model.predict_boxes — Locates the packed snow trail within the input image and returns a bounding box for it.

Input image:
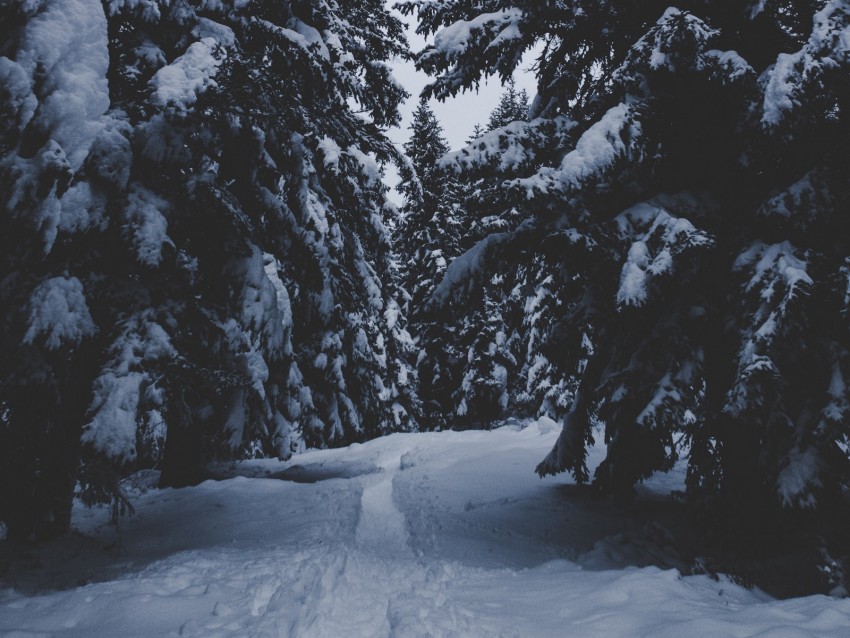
[2,422,850,637]
[354,450,410,557]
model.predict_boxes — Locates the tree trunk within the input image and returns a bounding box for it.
[159,387,206,488]
[2,345,94,541]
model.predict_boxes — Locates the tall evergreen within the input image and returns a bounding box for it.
[395,100,462,429]
[0,0,415,539]
[403,0,850,574]
[0,0,113,539]
[487,77,529,131]
[397,88,533,430]
[437,78,533,428]
[397,99,463,316]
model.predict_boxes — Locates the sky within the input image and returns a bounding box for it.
[383,5,538,203]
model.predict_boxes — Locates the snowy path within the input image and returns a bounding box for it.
[354,451,410,557]
[2,423,850,637]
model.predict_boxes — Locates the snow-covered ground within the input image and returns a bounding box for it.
[2,421,850,637]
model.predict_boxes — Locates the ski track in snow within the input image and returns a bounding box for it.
[2,424,850,637]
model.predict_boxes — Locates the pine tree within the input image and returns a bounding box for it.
[402,0,850,577]
[397,99,464,315]
[395,100,463,428]
[405,79,534,430]
[487,77,529,131]
[467,123,485,144]
[1,0,416,537]
[0,0,113,540]
[434,77,535,428]
[95,0,418,476]
[398,89,533,430]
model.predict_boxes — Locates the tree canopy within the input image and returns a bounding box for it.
[400,0,850,551]
[0,0,416,540]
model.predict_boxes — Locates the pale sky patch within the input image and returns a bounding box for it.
[385,5,538,203]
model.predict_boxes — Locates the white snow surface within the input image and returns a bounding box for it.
[430,9,524,61]
[15,0,111,172]
[614,201,713,307]
[150,38,224,110]
[22,276,97,350]
[2,423,849,636]
[760,0,850,127]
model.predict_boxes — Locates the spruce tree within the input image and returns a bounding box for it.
[399,90,531,430]
[0,0,113,540]
[395,99,463,428]
[397,99,463,316]
[404,78,535,430]
[1,0,416,537]
[96,0,418,479]
[468,124,485,143]
[487,77,529,131]
[403,0,850,577]
[436,78,534,428]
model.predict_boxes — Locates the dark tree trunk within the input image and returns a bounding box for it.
[1,345,95,541]
[159,387,206,488]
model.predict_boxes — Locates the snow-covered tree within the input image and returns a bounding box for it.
[98,0,418,476]
[393,100,465,428]
[0,0,113,540]
[1,0,416,538]
[486,77,529,131]
[430,78,537,427]
[397,99,464,316]
[404,77,535,430]
[403,0,850,565]
[451,285,521,427]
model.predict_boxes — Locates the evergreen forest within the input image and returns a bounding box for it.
[3,0,850,603]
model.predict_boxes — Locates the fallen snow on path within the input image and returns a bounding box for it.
[2,422,850,637]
